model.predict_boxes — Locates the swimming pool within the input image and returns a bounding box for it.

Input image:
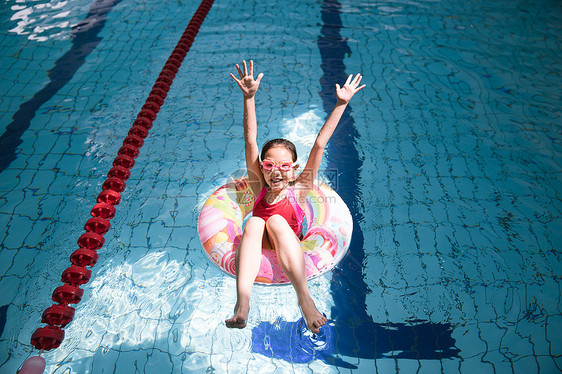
[1,0,561,372]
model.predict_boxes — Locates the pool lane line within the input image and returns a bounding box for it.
[25,0,215,357]
[0,0,123,173]
[317,0,459,361]
[317,0,368,320]
[317,0,374,358]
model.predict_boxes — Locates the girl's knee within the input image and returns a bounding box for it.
[243,216,265,236]
[265,215,296,242]
[265,214,289,231]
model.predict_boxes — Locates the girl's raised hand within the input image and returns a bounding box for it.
[230,60,264,98]
[335,73,366,104]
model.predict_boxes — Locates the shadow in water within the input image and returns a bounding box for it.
[251,317,459,368]
[0,305,7,338]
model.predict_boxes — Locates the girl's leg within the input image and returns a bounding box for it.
[225,216,265,328]
[265,215,327,333]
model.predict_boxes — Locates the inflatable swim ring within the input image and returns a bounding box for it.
[197,177,352,284]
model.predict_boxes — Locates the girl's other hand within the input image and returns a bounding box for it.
[230,60,264,98]
[336,73,366,104]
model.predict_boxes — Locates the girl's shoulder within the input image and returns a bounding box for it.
[291,181,310,195]
[254,185,267,203]
[289,184,307,210]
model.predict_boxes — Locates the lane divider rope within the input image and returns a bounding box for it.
[23,0,215,362]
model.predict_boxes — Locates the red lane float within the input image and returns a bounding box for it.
[133,117,153,130]
[123,135,144,149]
[97,190,121,205]
[150,88,168,99]
[103,177,126,192]
[70,248,99,267]
[128,126,148,140]
[108,165,131,180]
[77,232,105,249]
[118,144,140,158]
[41,305,75,327]
[52,284,83,305]
[155,75,173,88]
[84,217,111,235]
[90,202,116,219]
[153,81,170,93]
[30,326,65,350]
[138,109,157,121]
[61,265,92,286]
[27,0,216,367]
[146,95,164,106]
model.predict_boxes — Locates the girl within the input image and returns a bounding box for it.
[226,60,365,333]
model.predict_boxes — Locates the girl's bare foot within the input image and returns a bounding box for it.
[299,299,327,334]
[225,301,249,329]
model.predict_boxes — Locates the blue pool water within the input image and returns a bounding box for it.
[1,0,561,373]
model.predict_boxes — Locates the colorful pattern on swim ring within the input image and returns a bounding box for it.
[197,177,353,284]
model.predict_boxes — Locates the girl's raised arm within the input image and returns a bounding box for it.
[295,74,365,198]
[230,60,265,196]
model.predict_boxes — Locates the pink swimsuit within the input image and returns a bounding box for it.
[253,187,305,237]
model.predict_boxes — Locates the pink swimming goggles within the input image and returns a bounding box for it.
[260,160,295,171]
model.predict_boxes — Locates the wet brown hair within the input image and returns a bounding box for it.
[260,138,297,162]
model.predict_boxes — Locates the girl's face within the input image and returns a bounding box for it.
[261,146,297,192]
